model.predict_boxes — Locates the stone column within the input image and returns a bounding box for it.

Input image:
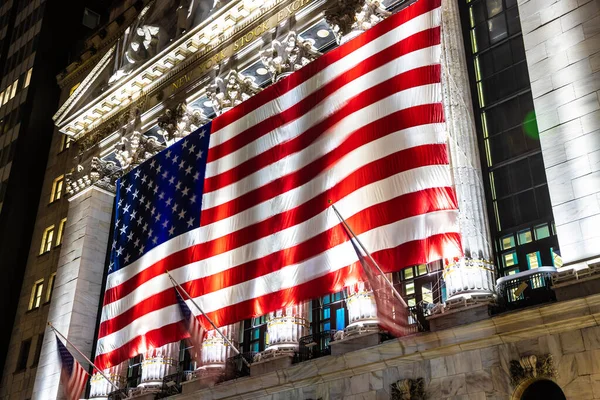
[262,302,309,356]
[89,362,127,399]
[31,185,115,400]
[440,0,496,301]
[139,342,179,388]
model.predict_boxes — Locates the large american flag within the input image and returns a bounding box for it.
[56,336,89,400]
[95,0,462,370]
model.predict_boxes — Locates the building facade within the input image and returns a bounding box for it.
[1,0,599,399]
[0,0,109,386]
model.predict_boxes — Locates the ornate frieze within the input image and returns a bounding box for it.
[260,31,321,83]
[206,69,261,115]
[157,101,208,144]
[324,0,389,43]
[66,157,121,197]
[114,129,165,172]
[509,354,556,387]
[391,378,426,400]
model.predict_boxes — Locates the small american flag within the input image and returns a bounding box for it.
[174,288,206,359]
[56,336,89,400]
[95,0,462,370]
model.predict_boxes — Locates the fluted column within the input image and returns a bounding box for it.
[138,342,179,388]
[345,282,379,337]
[261,302,309,357]
[440,0,496,301]
[89,362,127,399]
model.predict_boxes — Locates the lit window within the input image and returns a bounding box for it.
[421,283,433,304]
[527,251,541,269]
[10,79,18,99]
[46,273,56,302]
[534,224,550,240]
[405,282,415,296]
[502,252,517,268]
[40,225,55,254]
[551,248,563,268]
[416,264,428,276]
[59,135,72,152]
[403,268,414,280]
[0,91,4,105]
[518,229,532,245]
[407,298,416,307]
[500,234,515,250]
[50,175,64,203]
[506,268,519,276]
[29,279,44,310]
[24,68,32,88]
[2,84,11,105]
[56,218,67,246]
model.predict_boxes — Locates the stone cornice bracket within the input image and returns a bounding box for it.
[206,69,261,115]
[391,378,426,400]
[156,101,208,145]
[324,0,390,43]
[115,129,165,173]
[259,31,321,83]
[66,157,122,198]
[509,354,557,387]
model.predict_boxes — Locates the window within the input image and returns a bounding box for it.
[56,218,67,246]
[2,85,10,105]
[32,334,44,366]
[40,225,55,254]
[46,273,56,302]
[405,282,415,296]
[59,135,72,152]
[15,339,31,372]
[518,229,532,245]
[29,279,44,310]
[502,251,517,268]
[50,175,64,203]
[82,8,101,29]
[527,251,541,269]
[23,68,32,88]
[9,79,18,99]
[404,267,414,280]
[535,224,550,240]
[416,264,428,276]
[500,234,515,250]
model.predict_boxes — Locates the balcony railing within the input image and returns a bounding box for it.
[296,330,336,363]
[155,372,184,398]
[495,267,556,312]
[220,351,255,381]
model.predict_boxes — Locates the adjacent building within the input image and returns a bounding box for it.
[0,0,599,399]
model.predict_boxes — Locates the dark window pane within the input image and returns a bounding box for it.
[505,0,517,8]
[16,339,31,371]
[493,158,532,195]
[471,1,486,27]
[506,6,522,35]
[488,13,508,44]
[489,127,528,163]
[478,51,495,79]
[536,186,552,217]
[474,25,490,52]
[492,41,513,72]
[497,197,516,228]
[530,154,546,186]
[515,190,537,221]
[514,61,530,92]
[486,0,503,18]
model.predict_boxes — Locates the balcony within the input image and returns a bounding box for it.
[494,266,557,312]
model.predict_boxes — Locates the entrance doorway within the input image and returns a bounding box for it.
[521,380,566,400]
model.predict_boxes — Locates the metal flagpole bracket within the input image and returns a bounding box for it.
[48,322,123,395]
[164,270,251,368]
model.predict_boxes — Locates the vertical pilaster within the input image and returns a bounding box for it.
[31,186,114,400]
[440,0,496,300]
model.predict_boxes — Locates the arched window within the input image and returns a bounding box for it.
[521,379,565,400]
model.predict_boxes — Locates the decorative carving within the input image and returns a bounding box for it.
[157,101,208,144]
[391,378,426,400]
[206,69,261,115]
[115,129,164,172]
[260,31,321,83]
[77,96,147,156]
[66,157,121,197]
[509,354,557,387]
[324,0,390,43]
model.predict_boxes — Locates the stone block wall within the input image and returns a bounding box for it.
[517,0,600,265]
[178,295,600,400]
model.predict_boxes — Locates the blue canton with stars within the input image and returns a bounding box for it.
[108,123,211,274]
[56,335,75,376]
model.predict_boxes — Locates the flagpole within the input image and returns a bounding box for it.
[164,271,251,368]
[330,204,409,308]
[48,322,121,393]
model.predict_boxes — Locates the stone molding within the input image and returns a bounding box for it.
[66,156,121,198]
[391,378,426,400]
[207,69,261,115]
[174,293,600,399]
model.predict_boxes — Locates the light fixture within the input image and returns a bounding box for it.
[256,67,268,76]
[317,29,330,38]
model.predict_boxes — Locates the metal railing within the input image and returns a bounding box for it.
[495,267,556,312]
[155,371,184,398]
[296,330,336,363]
[221,352,255,381]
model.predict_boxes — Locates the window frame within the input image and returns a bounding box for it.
[46,273,56,303]
[28,279,44,310]
[49,175,64,203]
[15,338,31,372]
[40,225,55,254]
[55,218,67,246]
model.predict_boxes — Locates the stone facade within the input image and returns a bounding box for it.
[177,294,600,399]
[517,0,600,265]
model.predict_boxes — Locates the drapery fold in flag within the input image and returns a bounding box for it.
[95,0,463,370]
[175,288,206,360]
[56,336,89,400]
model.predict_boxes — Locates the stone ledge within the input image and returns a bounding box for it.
[171,292,600,400]
[329,331,380,356]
